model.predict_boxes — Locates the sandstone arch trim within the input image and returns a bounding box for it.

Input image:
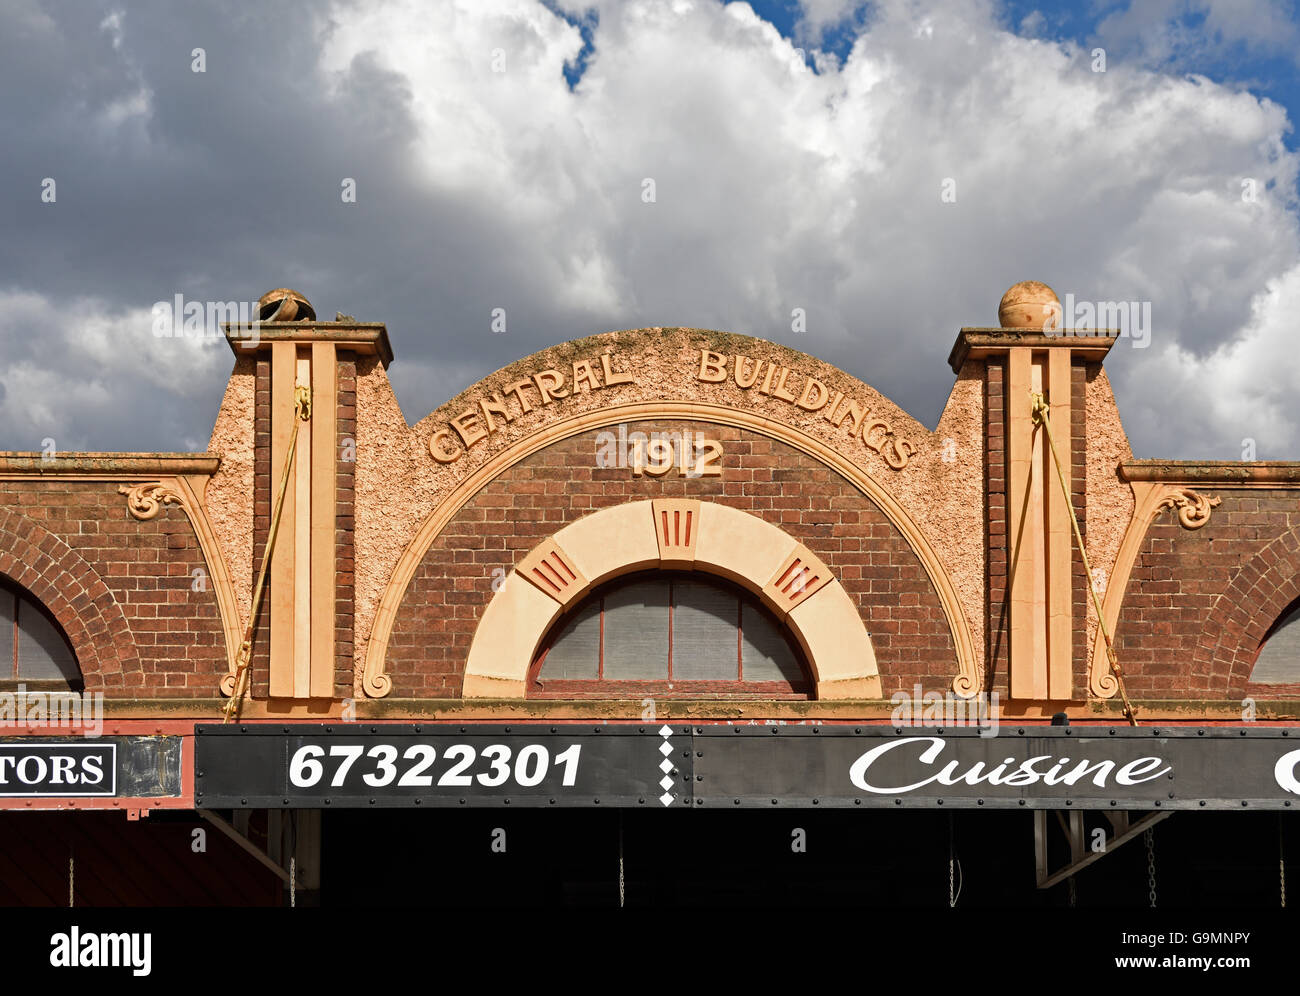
[1088,482,1223,697]
[462,499,880,699]
[118,476,243,693]
[361,401,977,698]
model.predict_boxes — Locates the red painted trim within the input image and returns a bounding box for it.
[0,796,193,812]
[0,728,195,811]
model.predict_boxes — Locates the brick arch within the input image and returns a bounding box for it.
[1194,526,1300,694]
[0,509,139,689]
[364,402,976,699]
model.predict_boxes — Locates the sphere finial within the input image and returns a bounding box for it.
[998,281,1060,330]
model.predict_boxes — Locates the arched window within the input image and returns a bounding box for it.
[1250,596,1300,685]
[0,577,82,690]
[529,571,810,697]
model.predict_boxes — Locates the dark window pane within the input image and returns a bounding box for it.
[0,591,12,677]
[741,603,803,683]
[16,601,80,682]
[603,581,669,679]
[538,600,601,680]
[672,581,738,680]
[1252,603,1300,684]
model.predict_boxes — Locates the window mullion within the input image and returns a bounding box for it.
[667,580,674,682]
[737,596,743,682]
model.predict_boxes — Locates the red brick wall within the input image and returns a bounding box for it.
[385,420,958,697]
[1071,362,1089,693]
[1114,489,1300,698]
[0,482,227,695]
[984,360,1008,696]
[252,357,271,697]
[336,354,357,697]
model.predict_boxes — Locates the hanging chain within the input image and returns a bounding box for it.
[68,846,74,908]
[948,851,955,907]
[618,812,625,909]
[1068,876,1077,908]
[1144,826,1157,908]
[290,855,297,908]
[1280,816,1287,909]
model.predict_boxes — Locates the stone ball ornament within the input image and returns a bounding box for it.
[998,280,1061,330]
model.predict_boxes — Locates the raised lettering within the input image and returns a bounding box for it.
[861,416,890,452]
[478,391,513,434]
[600,353,635,386]
[533,369,568,404]
[796,377,829,411]
[733,354,762,389]
[883,438,914,470]
[451,409,487,448]
[772,367,797,402]
[572,360,602,393]
[822,390,845,423]
[504,377,537,414]
[429,429,460,463]
[831,398,866,436]
[697,350,727,383]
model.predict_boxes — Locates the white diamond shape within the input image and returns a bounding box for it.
[659,758,673,773]
[659,792,674,807]
[659,775,673,790]
[659,724,674,738]
[658,741,673,756]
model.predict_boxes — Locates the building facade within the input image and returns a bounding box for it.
[0,283,1297,906]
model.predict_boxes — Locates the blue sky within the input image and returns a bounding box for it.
[746,0,1300,150]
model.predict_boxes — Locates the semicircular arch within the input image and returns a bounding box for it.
[362,403,977,698]
[462,499,879,699]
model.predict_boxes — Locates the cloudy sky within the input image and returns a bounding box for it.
[2,0,1299,459]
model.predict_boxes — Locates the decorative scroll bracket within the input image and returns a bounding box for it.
[119,482,188,520]
[1155,488,1220,530]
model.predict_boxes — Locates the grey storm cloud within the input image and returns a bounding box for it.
[2,0,1299,460]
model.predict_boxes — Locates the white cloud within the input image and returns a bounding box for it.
[1138,262,1300,459]
[308,0,1300,458]
[0,290,227,453]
